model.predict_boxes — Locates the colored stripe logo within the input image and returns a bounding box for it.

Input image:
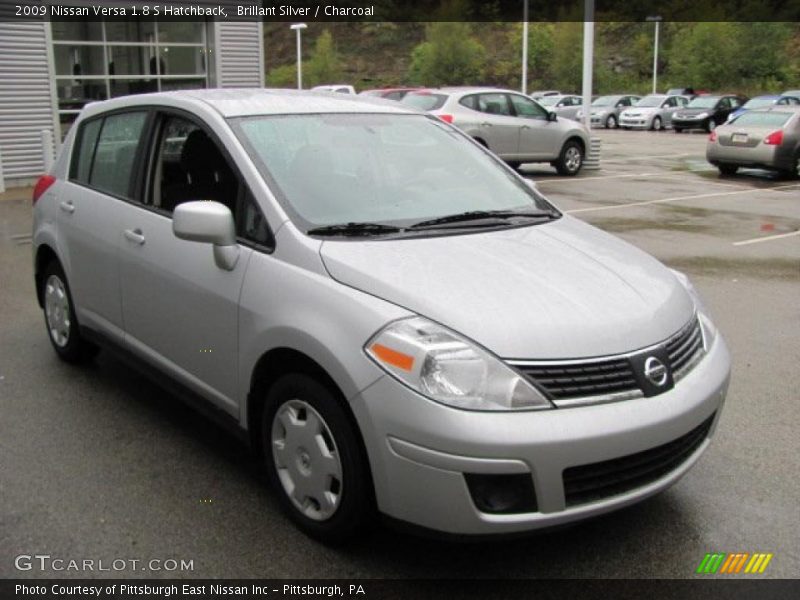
[696,552,773,574]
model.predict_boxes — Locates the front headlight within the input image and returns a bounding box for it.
[365,317,552,411]
[670,269,717,349]
[696,112,709,119]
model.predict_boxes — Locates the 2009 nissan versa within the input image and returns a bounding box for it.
[32,89,731,541]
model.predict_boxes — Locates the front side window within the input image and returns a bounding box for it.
[509,94,547,119]
[71,111,147,198]
[233,114,556,231]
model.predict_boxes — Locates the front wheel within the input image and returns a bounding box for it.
[705,119,717,133]
[651,116,663,131]
[41,261,98,363]
[262,373,374,543]
[555,140,584,176]
[605,114,617,129]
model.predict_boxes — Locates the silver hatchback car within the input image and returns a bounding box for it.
[402,88,589,175]
[33,89,730,541]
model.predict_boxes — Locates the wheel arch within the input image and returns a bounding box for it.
[34,244,60,307]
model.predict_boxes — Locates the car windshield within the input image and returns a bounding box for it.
[687,96,720,108]
[635,95,666,107]
[538,96,559,106]
[743,97,776,109]
[730,112,792,127]
[233,113,555,231]
[400,93,447,111]
[592,96,618,107]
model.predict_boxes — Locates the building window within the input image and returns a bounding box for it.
[50,20,210,136]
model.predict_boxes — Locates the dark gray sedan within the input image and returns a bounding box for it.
[576,95,641,129]
[706,107,800,177]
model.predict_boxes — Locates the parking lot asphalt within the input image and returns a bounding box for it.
[1,128,798,579]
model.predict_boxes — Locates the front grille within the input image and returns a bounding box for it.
[667,318,704,379]
[517,359,637,401]
[562,414,715,507]
[511,316,705,404]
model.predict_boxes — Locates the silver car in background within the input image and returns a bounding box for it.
[576,94,642,129]
[537,94,584,120]
[402,88,589,175]
[707,107,800,177]
[620,94,689,130]
[32,89,730,542]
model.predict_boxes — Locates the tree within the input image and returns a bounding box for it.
[266,64,297,87]
[551,21,583,91]
[501,22,555,90]
[305,30,343,86]
[407,22,487,86]
[665,23,743,90]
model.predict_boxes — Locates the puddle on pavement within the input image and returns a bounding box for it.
[665,257,799,281]
[590,216,712,234]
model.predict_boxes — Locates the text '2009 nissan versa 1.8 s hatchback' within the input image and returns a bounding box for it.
[32,89,731,542]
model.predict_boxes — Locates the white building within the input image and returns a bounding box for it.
[0,1,264,188]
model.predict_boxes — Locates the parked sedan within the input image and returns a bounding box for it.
[575,94,641,129]
[530,90,561,99]
[619,94,689,130]
[537,94,583,120]
[727,95,800,122]
[672,94,748,133]
[401,88,589,175]
[359,87,420,101]
[707,107,800,177]
[311,84,356,95]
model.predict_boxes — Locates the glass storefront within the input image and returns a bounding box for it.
[50,21,210,135]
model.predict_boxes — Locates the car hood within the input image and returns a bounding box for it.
[320,216,695,359]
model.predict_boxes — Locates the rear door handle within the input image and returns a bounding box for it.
[124,228,145,245]
[520,124,531,130]
[59,201,75,214]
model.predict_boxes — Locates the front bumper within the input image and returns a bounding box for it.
[351,334,731,535]
[673,117,706,128]
[619,116,651,129]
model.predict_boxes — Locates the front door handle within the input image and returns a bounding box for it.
[480,121,493,127]
[124,228,145,245]
[59,201,75,214]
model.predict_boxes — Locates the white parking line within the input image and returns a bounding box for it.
[565,185,795,214]
[601,153,692,162]
[535,171,661,184]
[732,230,800,246]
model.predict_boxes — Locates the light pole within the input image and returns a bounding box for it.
[521,0,529,95]
[581,0,594,131]
[646,16,662,94]
[290,23,307,90]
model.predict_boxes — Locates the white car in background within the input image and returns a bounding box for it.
[619,94,689,130]
[311,85,356,95]
[537,94,584,120]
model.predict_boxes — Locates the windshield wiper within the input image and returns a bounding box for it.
[306,222,403,237]
[409,209,558,230]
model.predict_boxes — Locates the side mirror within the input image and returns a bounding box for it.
[547,111,558,122]
[173,201,239,271]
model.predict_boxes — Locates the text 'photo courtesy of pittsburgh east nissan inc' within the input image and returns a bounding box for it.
[1,0,799,598]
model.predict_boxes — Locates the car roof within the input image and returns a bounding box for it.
[79,88,418,118]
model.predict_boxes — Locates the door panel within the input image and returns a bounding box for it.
[474,93,520,157]
[118,205,251,413]
[508,94,562,160]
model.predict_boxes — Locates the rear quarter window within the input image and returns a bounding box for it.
[69,118,102,184]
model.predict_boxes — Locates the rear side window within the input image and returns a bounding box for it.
[70,118,102,184]
[731,112,792,127]
[401,93,447,111]
[476,93,512,116]
[90,112,147,198]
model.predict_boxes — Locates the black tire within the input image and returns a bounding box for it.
[605,114,618,129]
[505,160,522,169]
[622,126,631,130]
[718,163,738,176]
[261,373,374,543]
[674,127,684,134]
[651,116,663,131]
[40,260,98,363]
[554,140,584,176]
[705,119,717,134]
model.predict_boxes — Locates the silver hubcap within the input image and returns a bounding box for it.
[653,118,662,130]
[44,274,70,348]
[271,400,343,521]
[565,147,582,171]
[708,120,716,132]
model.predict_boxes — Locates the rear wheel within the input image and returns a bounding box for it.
[505,160,522,170]
[651,116,663,131]
[605,114,617,129]
[554,140,584,176]
[718,163,738,176]
[782,152,800,179]
[41,261,98,363]
[261,373,373,543]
